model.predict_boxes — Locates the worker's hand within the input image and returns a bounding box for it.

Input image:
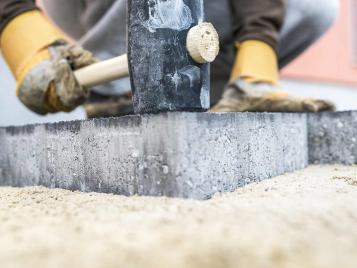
[211,79,336,113]
[0,11,96,115]
[19,42,96,114]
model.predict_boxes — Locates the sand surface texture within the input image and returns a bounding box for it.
[0,165,357,268]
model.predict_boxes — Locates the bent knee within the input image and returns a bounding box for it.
[311,0,339,32]
[289,0,339,36]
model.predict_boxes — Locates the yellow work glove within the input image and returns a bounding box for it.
[211,80,335,113]
[211,40,335,113]
[0,10,96,115]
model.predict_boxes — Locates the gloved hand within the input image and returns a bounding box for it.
[0,10,96,115]
[211,79,335,113]
[211,40,335,113]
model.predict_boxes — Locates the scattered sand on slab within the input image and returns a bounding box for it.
[0,165,357,268]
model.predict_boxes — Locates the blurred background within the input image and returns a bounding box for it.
[281,0,357,111]
[0,0,356,126]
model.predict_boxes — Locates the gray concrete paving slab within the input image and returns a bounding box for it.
[308,111,357,165]
[0,112,308,199]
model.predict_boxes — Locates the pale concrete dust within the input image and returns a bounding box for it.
[0,165,356,268]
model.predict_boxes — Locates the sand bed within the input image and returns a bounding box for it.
[0,165,357,268]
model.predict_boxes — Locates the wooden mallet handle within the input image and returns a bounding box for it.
[74,54,129,88]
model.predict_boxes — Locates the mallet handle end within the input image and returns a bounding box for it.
[187,23,220,64]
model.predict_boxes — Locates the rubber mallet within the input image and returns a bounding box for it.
[74,0,219,114]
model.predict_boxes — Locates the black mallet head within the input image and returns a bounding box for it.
[128,0,219,114]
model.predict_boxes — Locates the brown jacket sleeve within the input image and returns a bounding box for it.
[230,0,287,51]
[0,0,38,33]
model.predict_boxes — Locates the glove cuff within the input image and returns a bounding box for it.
[230,40,279,85]
[0,10,68,82]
